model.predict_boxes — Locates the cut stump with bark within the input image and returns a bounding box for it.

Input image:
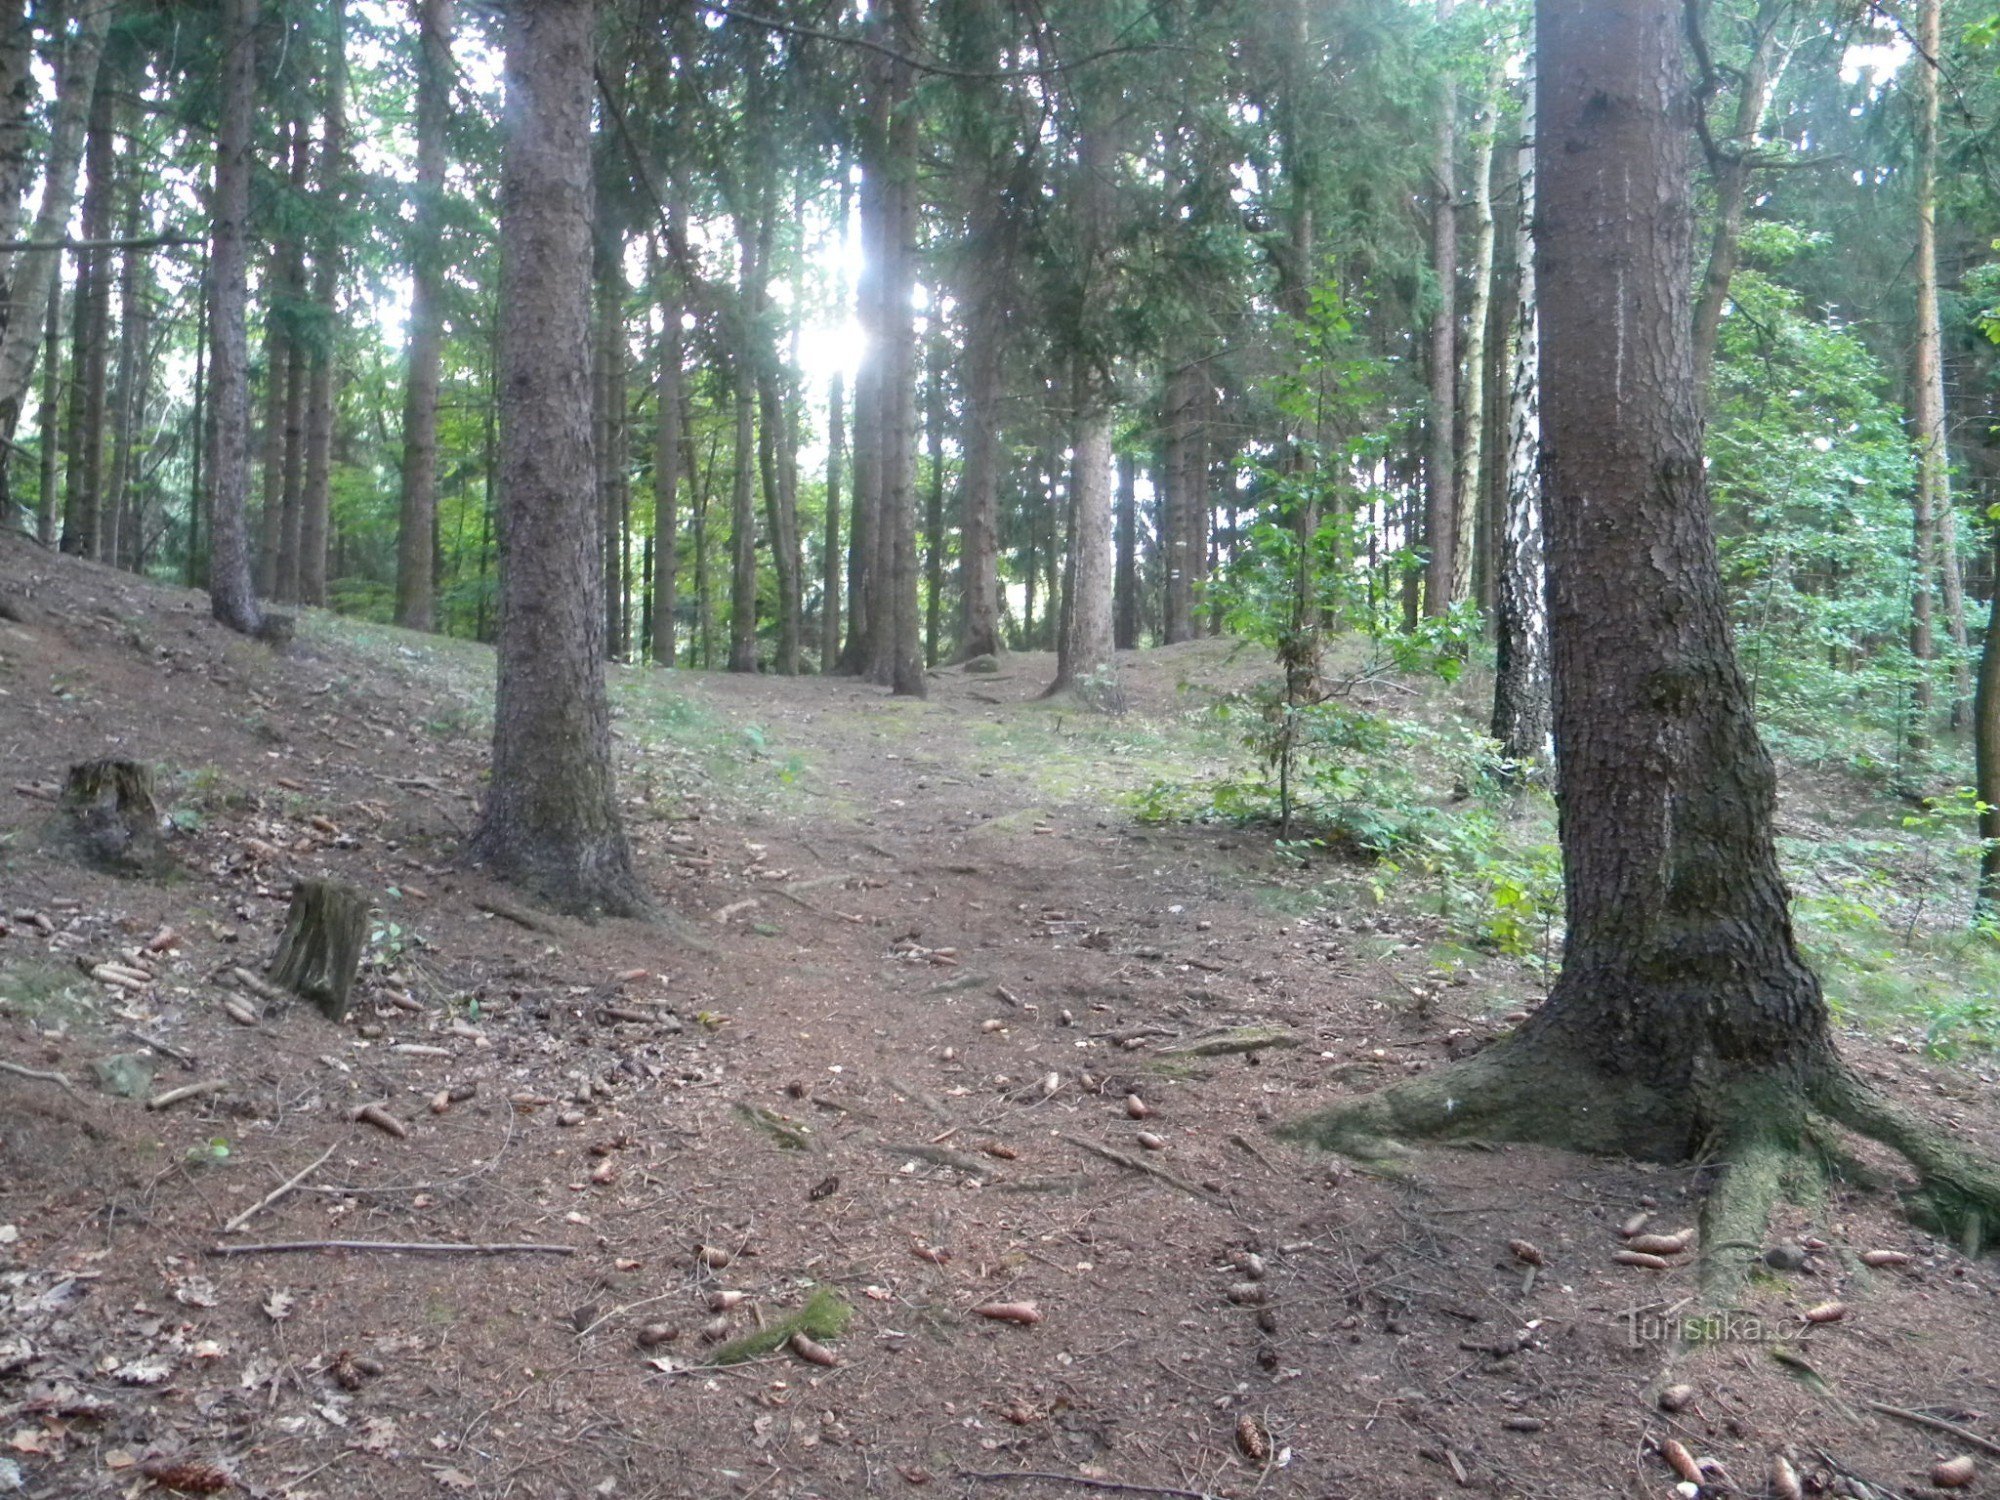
[61,758,169,875]
[269,879,368,1022]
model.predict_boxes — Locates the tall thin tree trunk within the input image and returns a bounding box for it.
[0,1,36,285]
[395,0,452,631]
[727,214,760,673]
[61,48,115,559]
[473,0,642,916]
[754,204,803,676]
[879,0,925,697]
[1113,449,1138,649]
[276,118,309,603]
[207,0,266,638]
[106,171,144,571]
[954,190,1006,662]
[1492,47,1552,770]
[822,364,845,670]
[1451,80,1499,607]
[923,333,945,665]
[301,0,348,608]
[1910,0,1948,739]
[1691,0,1789,404]
[0,0,108,494]
[650,239,680,668]
[34,284,57,547]
[1423,0,1459,618]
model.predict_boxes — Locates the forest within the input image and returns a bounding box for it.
[6,0,2000,1497]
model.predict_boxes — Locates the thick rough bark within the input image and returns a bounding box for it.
[0,0,35,286]
[953,189,1006,663]
[395,0,453,632]
[881,0,926,698]
[207,0,266,639]
[62,758,167,876]
[270,879,368,1023]
[1048,401,1121,709]
[1284,0,2000,1284]
[1491,51,1551,770]
[1423,0,1458,619]
[472,0,644,918]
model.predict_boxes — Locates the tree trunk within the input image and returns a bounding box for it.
[1450,79,1499,607]
[106,172,143,571]
[1976,499,2000,922]
[881,0,925,698]
[60,45,115,560]
[596,246,630,659]
[821,363,844,671]
[0,0,35,286]
[1049,390,1120,708]
[300,0,348,609]
[1113,449,1138,649]
[276,118,309,604]
[923,333,945,666]
[35,282,57,546]
[0,0,108,478]
[1491,49,1552,771]
[839,74,887,676]
[1161,363,1196,643]
[395,0,452,631]
[207,0,266,639]
[1423,0,1458,619]
[953,182,1006,663]
[270,879,368,1023]
[255,259,288,599]
[755,208,803,676]
[650,240,680,668]
[1690,0,1789,405]
[472,0,643,917]
[727,258,760,674]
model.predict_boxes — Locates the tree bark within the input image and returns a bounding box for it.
[821,363,844,670]
[1423,0,1458,619]
[0,0,107,478]
[1491,48,1551,771]
[1049,395,1121,708]
[276,120,310,604]
[650,239,680,668]
[727,228,760,673]
[35,280,56,546]
[755,205,803,676]
[300,0,348,608]
[395,0,453,632]
[952,172,1007,663]
[882,0,925,698]
[0,0,35,290]
[472,0,643,917]
[60,43,115,560]
[1113,449,1138,649]
[923,333,945,665]
[207,0,266,638]
[1450,79,1499,607]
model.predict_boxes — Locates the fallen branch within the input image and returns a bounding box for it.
[1863,1400,2000,1460]
[222,1144,338,1235]
[474,896,561,935]
[146,1080,228,1112]
[955,1469,1218,1500]
[0,1059,78,1095]
[210,1239,575,1258]
[1062,1134,1227,1208]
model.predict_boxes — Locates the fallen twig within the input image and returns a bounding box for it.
[222,1144,338,1235]
[473,896,561,935]
[0,1059,79,1095]
[1062,1134,1227,1207]
[955,1469,1218,1500]
[1863,1399,2000,1459]
[210,1238,576,1258]
[146,1079,228,1112]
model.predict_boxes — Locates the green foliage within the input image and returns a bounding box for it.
[1708,239,1934,778]
[705,1288,853,1366]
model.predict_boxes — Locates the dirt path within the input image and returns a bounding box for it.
[5,533,2000,1500]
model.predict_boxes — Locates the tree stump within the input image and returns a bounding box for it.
[269,879,368,1023]
[62,759,168,875]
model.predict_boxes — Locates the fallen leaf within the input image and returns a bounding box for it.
[112,1357,172,1386]
[433,1468,477,1491]
[261,1290,294,1322]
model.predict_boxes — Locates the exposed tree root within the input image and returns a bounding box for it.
[1281,1034,2000,1303]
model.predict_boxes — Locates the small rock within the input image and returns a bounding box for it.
[1763,1243,1808,1272]
[1933,1456,1977,1489]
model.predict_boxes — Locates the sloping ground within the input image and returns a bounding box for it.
[4,528,2000,1500]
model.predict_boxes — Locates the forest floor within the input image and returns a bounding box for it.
[5,528,2000,1500]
